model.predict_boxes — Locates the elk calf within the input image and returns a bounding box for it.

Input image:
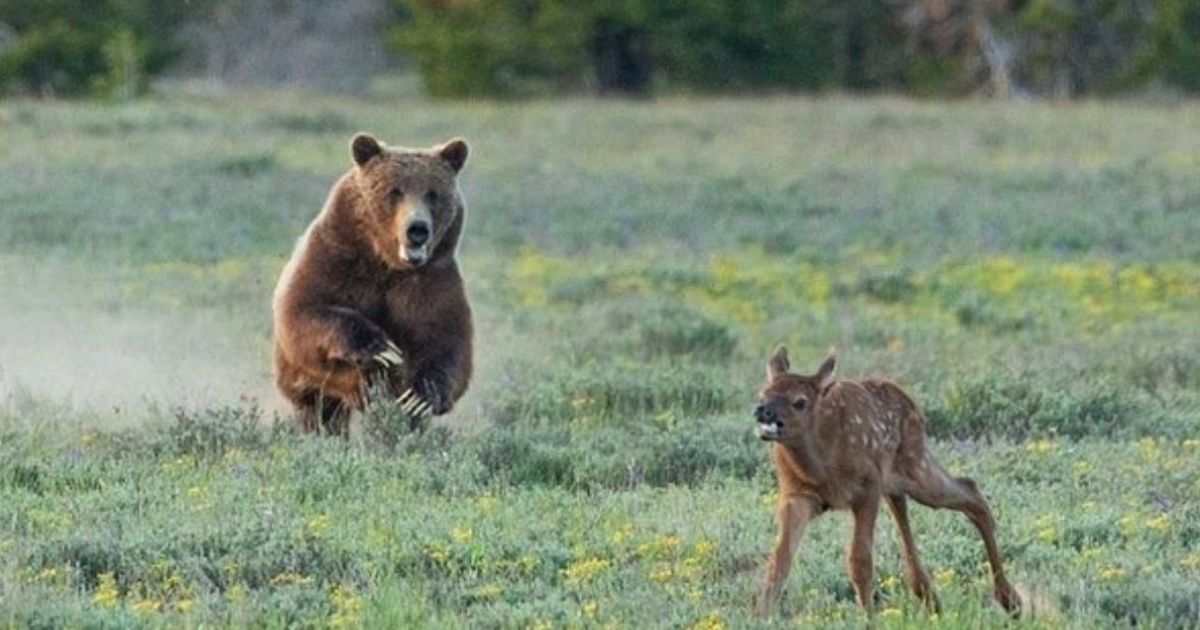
[754,347,1020,616]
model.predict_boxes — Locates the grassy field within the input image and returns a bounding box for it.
[1,91,1200,628]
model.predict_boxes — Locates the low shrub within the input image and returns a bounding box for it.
[926,373,1170,440]
[487,360,734,427]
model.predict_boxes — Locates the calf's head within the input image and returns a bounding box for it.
[754,346,837,444]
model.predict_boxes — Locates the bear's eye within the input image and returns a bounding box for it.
[390,187,404,201]
[793,397,808,411]
[425,190,439,204]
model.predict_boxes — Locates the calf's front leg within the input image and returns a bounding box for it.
[756,494,821,616]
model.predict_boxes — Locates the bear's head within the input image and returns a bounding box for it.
[349,133,469,269]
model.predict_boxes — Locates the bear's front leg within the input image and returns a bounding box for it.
[396,368,451,419]
[388,268,473,419]
[278,305,405,417]
[296,305,403,371]
[395,323,471,419]
[414,371,452,414]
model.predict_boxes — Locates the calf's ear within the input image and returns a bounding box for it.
[815,349,838,388]
[767,346,790,380]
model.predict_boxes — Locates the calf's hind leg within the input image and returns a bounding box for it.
[906,464,1020,614]
[885,494,939,611]
[847,493,880,610]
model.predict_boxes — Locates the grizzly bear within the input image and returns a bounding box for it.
[272,133,473,435]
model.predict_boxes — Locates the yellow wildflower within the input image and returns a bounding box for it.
[1099,565,1126,581]
[1026,439,1056,455]
[478,583,503,600]
[426,542,450,564]
[687,612,725,630]
[649,564,673,584]
[451,526,474,543]
[269,571,313,587]
[517,554,540,573]
[563,557,611,585]
[691,539,717,560]
[329,585,363,628]
[582,601,599,618]
[680,558,706,581]
[305,514,331,535]
[35,566,59,583]
[611,522,634,544]
[1138,437,1158,460]
[131,598,162,614]
[92,572,120,609]
[1145,514,1171,533]
[934,568,956,587]
[636,535,681,560]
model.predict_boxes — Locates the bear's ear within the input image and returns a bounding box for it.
[436,138,469,173]
[351,133,383,167]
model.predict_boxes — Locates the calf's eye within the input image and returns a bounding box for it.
[793,397,808,410]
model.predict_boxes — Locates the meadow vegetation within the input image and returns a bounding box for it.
[1,93,1199,627]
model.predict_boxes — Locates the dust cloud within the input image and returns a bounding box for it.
[0,261,282,426]
[0,257,503,430]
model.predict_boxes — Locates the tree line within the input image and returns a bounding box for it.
[3,0,1200,98]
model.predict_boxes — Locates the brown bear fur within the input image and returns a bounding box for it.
[272,133,473,435]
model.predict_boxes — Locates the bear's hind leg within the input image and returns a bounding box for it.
[287,389,322,434]
[319,397,352,438]
[291,390,350,437]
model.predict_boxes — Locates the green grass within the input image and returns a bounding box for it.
[1,91,1199,628]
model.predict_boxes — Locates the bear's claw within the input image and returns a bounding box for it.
[372,341,404,368]
[398,387,432,419]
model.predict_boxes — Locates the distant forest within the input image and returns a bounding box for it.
[3,0,1199,98]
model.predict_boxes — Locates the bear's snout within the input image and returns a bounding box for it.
[406,222,431,247]
[400,220,432,266]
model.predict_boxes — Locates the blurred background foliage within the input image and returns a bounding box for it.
[0,0,200,98]
[5,0,1200,99]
